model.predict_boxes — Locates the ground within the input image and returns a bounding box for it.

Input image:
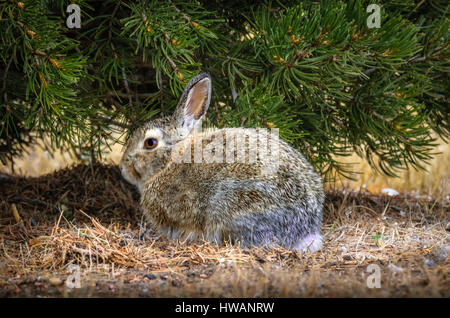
[0,164,448,297]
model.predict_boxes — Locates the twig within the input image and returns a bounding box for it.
[10,196,48,207]
[108,0,133,108]
[97,115,130,129]
[408,45,448,63]
[51,207,65,237]
[158,69,164,111]
[108,0,122,53]
[121,67,133,108]
[168,0,192,24]
[166,54,178,72]
[11,204,21,223]
[1,55,13,105]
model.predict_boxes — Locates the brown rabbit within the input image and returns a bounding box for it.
[120,73,324,252]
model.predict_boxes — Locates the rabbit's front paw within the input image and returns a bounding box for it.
[158,226,201,242]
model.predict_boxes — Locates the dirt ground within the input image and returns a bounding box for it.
[0,164,448,297]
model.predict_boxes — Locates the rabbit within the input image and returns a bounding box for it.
[120,73,324,252]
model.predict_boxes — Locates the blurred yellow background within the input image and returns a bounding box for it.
[1,134,448,198]
[331,137,449,199]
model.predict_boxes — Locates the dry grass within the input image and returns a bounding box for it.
[0,164,448,297]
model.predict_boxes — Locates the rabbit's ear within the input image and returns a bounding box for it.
[173,73,211,133]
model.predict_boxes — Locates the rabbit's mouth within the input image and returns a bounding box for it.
[121,163,142,189]
[131,165,142,180]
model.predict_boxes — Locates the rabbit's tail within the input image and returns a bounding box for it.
[294,233,323,253]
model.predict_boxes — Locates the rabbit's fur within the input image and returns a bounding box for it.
[120,73,324,252]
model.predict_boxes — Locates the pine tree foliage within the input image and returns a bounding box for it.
[0,0,448,179]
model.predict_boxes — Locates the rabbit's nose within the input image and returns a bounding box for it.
[122,154,132,164]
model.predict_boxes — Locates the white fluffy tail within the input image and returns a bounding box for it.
[294,233,323,253]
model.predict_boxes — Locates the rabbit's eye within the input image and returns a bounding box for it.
[143,138,158,150]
